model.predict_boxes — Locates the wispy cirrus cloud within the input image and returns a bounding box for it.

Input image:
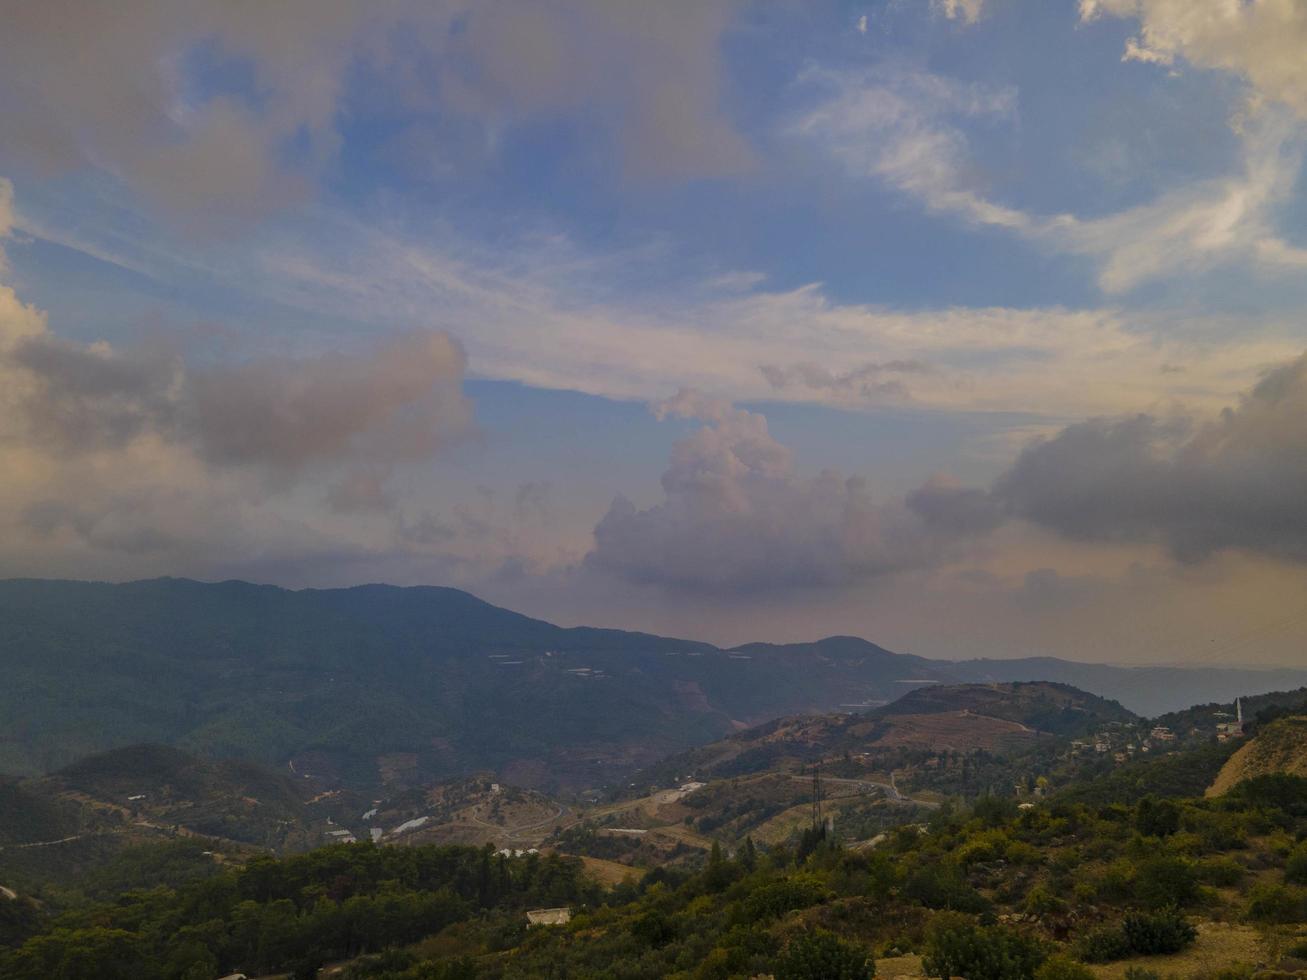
[20,183,1298,426]
[792,64,1307,293]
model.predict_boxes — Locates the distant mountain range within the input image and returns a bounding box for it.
[2,577,1304,792]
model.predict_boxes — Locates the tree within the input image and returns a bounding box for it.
[1135,797,1180,838]
[1135,857,1197,909]
[774,931,873,980]
[740,836,758,872]
[923,912,1047,980]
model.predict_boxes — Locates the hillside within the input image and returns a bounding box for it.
[1208,715,1307,796]
[0,744,353,890]
[13,762,1307,979]
[0,579,950,791]
[877,680,1135,737]
[645,682,1137,793]
[2,578,1304,794]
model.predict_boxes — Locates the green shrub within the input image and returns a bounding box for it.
[773,930,873,980]
[1196,857,1244,887]
[630,909,676,947]
[1136,798,1181,838]
[1121,908,1196,955]
[1034,954,1095,980]
[1288,938,1307,959]
[740,875,826,922]
[1075,925,1132,963]
[1076,909,1195,962]
[1023,886,1068,918]
[1096,859,1137,902]
[922,911,1047,980]
[1135,857,1198,909]
[1285,843,1307,884]
[904,866,990,913]
[1246,882,1307,923]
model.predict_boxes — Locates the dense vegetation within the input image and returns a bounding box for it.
[10,772,1307,978]
[0,841,600,979]
[4,578,1303,793]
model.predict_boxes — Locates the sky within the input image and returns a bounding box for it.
[4,0,1307,664]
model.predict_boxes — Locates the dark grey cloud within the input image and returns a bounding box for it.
[5,329,470,479]
[590,351,1307,598]
[906,477,1005,536]
[997,353,1307,563]
[190,331,469,472]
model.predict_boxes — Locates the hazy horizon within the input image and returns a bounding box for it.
[5,1,1307,665]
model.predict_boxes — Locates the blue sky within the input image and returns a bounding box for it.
[4,0,1307,664]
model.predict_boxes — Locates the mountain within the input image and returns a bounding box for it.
[2,577,1304,793]
[0,578,951,790]
[1208,715,1307,796]
[645,681,1138,786]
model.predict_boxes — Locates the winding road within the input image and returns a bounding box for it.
[787,772,939,808]
[469,802,569,842]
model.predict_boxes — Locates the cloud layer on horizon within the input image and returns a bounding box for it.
[591,351,1307,596]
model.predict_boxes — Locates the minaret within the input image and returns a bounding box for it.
[1236,697,1243,726]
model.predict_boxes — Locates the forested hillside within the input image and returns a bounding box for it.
[3,578,1304,794]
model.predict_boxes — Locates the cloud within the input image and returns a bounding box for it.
[0,0,750,225]
[760,359,932,403]
[996,352,1307,564]
[934,0,986,25]
[793,67,1029,230]
[1062,107,1307,292]
[0,241,477,578]
[6,332,186,452]
[438,0,753,181]
[3,312,469,479]
[189,332,469,473]
[587,391,994,594]
[792,67,1307,292]
[588,349,1307,597]
[1082,0,1307,120]
[211,212,1303,423]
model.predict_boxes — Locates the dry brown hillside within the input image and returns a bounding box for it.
[1208,715,1307,796]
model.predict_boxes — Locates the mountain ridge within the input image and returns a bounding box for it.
[3,577,1305,792]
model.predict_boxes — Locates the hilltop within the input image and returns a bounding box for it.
[877,681,1135,737]
[651,682,1137,784]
